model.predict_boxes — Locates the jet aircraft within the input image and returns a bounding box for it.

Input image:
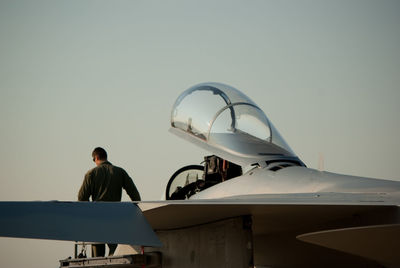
[1,82,399,268]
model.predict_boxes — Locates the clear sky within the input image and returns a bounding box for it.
[0,1,399,267]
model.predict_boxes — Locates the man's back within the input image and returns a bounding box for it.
[78,161,140,202]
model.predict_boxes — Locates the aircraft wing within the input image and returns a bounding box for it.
[139,192,400,266]
[140,192,400,230]
[0,194,398,265]
[0,201,162,247]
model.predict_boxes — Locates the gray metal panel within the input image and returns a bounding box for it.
[0,201,161,247]
[169,127,301,167]
[141,200,398,267]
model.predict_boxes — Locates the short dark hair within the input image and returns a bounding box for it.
[92,147,107,160]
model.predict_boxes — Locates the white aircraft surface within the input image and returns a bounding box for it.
[1,82,399,268]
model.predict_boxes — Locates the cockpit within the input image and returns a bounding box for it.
[166,82,304,199]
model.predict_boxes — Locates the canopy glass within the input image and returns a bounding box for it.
[171,83,298,165]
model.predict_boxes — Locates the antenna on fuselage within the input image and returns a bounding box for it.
[318,152,325,171]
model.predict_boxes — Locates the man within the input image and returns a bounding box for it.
[78,147,141,257]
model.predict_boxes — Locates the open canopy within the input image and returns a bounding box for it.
[170,82,302,167]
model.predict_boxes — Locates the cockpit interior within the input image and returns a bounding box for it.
[165,155,243,200]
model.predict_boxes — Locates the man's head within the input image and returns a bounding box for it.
[92,147,107,166]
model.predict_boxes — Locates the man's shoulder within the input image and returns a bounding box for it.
[86,162,129,176]
[85,162,109,176]
[85,166,98,177]
[107,163,131,178]
[111,164,128,174]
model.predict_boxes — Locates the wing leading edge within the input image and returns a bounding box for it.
[0,201,162,247]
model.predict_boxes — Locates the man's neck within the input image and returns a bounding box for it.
[96,159,107,166]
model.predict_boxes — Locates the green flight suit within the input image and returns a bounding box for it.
[78,161,141,257]
[78,161,140,202]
